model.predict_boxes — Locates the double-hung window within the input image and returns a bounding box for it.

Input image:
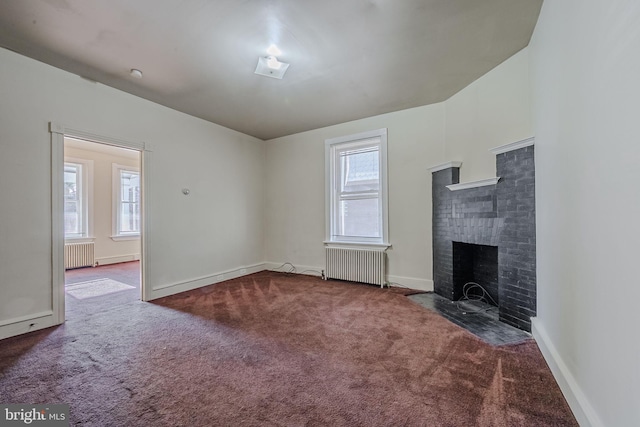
[325,128,389,246]
[112,164,140,240]
[64,158,92,239]
[64,162,84,238]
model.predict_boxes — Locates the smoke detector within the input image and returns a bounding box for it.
[254,55,290,79]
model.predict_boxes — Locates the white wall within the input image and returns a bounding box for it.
[64,142,141,265]
[0,48,265,339]
[529,1,640,425]
[264,49,532,289]
[266,104,445,289]
[445,48,533,183]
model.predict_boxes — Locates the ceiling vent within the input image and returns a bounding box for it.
[254,56,290,80]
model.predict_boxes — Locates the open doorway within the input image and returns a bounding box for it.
[63,137,142,318]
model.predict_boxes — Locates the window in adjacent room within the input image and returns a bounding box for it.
[325,128,389,246]
[64,158,92,239]
[112,164,140,240]
[64,162,84,238]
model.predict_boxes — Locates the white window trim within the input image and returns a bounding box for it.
[63,156,94,241]
[112,163,141,240]
[324,128,390,247]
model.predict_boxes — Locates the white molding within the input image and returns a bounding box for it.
[95,254,141,266]
[110,234,140,241]
[49,121,150,307]
[427,161,463,173]
[325,128,389,247]
[532,318,603,427]
[265,261,431,291]
[140,148,151,301]
[323,242,390,251]
[446,177,500,191]
[0,310,54,328]
[148,263,266,299]
[324,128,388,146]
[51,131,65,325]
[387,275,433,291]
[0,311,56,341]
[489,137,535,155]
[50,122,146,152]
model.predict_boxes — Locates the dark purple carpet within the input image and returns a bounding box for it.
[0,271,577,426]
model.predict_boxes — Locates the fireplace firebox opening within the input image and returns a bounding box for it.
[452,242,499,306]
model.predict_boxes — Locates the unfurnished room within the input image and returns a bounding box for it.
[0,1,638,426]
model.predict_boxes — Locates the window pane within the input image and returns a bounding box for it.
[118,169,140,234]
[120,202,140,233]
[340,148,379,193]
[338,198,380,238]
[64,167,78,201]
[64,201,80,234]
[64,163,82,236]
[120,171,140,203]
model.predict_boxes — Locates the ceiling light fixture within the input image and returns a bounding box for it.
[266,44,282,56]
[130,68,143,78]
[266,56,282,70]
[255,47,290,80]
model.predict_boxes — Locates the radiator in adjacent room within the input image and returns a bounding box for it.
[325,247,386,287]
[64,242,95,269]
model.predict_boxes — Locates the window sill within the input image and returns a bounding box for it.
[324,241,391,251]
[111,234,140,242]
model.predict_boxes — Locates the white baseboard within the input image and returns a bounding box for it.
[531,317,602,427]
[148,263,266,300]
[387,274,433,291]
[0,310,59,341]
[95,253,140,266]
[264,261,432,290]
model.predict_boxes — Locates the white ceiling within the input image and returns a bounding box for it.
[0,0,542,140]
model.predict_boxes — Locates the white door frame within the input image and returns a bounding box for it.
[50,122,152,324]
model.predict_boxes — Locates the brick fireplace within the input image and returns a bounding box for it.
[430,138,536,331]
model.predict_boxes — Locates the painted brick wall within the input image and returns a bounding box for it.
[431,145,536,332]
[432,168,458,301]
[496,146,536,331]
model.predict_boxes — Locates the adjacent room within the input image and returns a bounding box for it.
[63,137,142,317]
[1,1,638,426]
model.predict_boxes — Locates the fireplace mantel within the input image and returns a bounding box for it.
[427,161,463,173]
[446,177,500,191]
[489,137,535,155]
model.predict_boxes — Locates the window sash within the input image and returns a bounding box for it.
[64,163,84,237]
[113,165,140,237]
[118,171,140,234]
[119,201,140,234]
[335,195,381,239]
[337,191,379,200]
